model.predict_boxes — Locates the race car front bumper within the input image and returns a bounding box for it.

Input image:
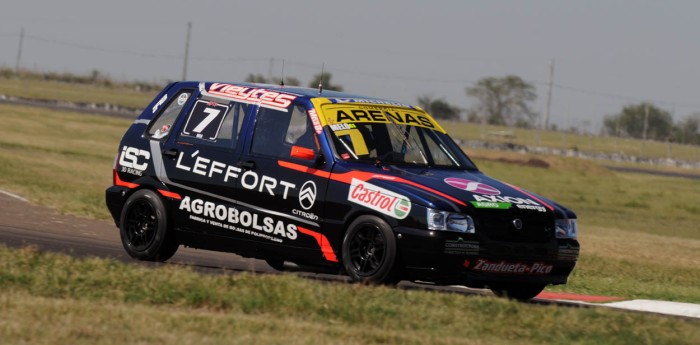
[394,226,579,287]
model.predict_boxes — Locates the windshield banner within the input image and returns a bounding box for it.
[318,103,446,133]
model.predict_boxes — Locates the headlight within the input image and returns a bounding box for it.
[555,219,577,239]
[427,209,475,234]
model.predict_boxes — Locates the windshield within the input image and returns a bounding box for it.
[322,104,477,169]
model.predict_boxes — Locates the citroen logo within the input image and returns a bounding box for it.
[299,181,317,210]
[512,219,523,230]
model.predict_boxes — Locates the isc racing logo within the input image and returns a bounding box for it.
[119,146,150,176]
[348,178,411,219]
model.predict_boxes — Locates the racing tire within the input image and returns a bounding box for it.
[119,189,179,262]
[489,283,546,301]
[342,215,400,285]
[265,258,285,271]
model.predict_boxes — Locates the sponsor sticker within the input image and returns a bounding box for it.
[444,238,479,255]
[207,83,297,111]
[174,150,297,199]
[347,178,411,219]
[332,108,438,130]
[330,123,356,131]
[473,195,546,212]
[177,93,189,106]
[119,146,150,176]
[445,177,500,195]
[179,196,298,243]
[152,94,168,113]
[307,108,323,134]
[445,178,547,212]
[468,258,553,275]
[292,209,319,221]
[328,98,414,108]
[470,201,511,210]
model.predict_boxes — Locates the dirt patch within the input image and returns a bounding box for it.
[494,157,550,169]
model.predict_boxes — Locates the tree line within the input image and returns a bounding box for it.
[266,71,700,146]
[5,67,699,145]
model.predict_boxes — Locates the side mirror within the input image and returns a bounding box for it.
[290,145,316,160]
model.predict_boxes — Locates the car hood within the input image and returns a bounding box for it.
[348,164,574,219]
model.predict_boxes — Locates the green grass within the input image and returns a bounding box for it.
[0,103,130,218]
[0,246,697,345]
[445,120,700,162]
[1,103,700,304]
[0,77,157,109]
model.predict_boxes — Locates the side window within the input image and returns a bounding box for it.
[148,91,192,140]
[251,104,316,158]
[178,98,248,150]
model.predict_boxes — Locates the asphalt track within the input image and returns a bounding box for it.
[1,190,699,320]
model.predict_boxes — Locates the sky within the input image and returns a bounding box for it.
[1,0,699,132]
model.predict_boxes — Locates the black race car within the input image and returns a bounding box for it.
[106,81,579,300]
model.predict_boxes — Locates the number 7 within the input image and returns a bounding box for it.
[192,107,221,133]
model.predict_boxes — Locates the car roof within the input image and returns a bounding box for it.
[176,81,413,107]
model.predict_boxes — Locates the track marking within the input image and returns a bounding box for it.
[0,190,28,202]
[602,300,700,319]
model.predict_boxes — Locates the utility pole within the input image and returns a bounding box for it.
[542,59,555,130]
[182,21,191,81]
[15,27,24,75]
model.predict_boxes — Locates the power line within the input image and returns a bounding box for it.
[9,32,700,112]
[24,34,182,59]
[189,56,269,63]
[552,82,700,109]
[21,33,271,64]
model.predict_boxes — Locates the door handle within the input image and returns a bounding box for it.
[163,149,179,159]
[238,160,256,170]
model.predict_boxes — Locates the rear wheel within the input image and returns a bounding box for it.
[342,215,400,285]
[489,283,546,301]
[265,258,285,271]
[119,189,178,261]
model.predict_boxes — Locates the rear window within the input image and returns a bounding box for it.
[148,90,193,140]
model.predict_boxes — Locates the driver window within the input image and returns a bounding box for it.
[251,104,317,159]
[285,105,315,148]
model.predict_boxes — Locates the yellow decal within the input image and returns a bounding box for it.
[310,99,446,133]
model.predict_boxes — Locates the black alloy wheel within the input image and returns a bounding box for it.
[124,199,158,251]
[342,215,399,284]
[119,189,178,261]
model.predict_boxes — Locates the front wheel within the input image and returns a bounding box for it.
[341,215,400,285]
[119,189,178,262]
[489,283,546,301]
